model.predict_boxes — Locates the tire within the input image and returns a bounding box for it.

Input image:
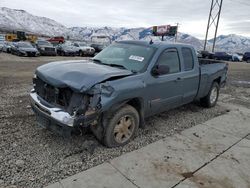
[79,50,83,57]
[200,82,220,108]
[247,59,250,63]
[102,105,139,148]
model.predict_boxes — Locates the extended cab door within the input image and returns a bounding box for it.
[147,48,183,115]
[180,47,200,104]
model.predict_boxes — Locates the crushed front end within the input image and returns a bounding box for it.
[30,75,101,136]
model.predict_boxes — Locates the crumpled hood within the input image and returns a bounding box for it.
[35,60,133,92]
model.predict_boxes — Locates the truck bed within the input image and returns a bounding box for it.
[198,58,227,65]
[196,58,228,100]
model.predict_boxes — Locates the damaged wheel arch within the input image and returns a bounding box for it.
[90,97,145,144]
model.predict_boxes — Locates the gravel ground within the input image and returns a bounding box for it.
[0,53,249,187]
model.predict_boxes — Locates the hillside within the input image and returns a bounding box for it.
[1,7,250,52]
[0,7,68,36]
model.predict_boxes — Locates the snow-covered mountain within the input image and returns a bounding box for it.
[209,34,250,52]
[68,27,204,49]
[1,7,250,52]
[0,7,68,36]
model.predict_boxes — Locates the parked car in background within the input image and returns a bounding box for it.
[11,42,39,57]
[0,40,4,51]
[199,50,215,59]
[90,43,108,53]
[232,53,243,62]
[2,41,12,53]
[196,51,203,58]
[30,41,228,147]
[243,52,250,63]
[56,43,78,56]
[47,36,65,44]
[214,52,232,61]
[35,40,56,56]
[72,42,95,56]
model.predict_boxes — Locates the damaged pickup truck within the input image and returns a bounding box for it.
[30,40,228,147]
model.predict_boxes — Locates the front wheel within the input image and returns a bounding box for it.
[102,105,139,148]
[200,82,220,108]
[79,50,85,56]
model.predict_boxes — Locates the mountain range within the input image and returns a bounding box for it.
[0,7,250,52]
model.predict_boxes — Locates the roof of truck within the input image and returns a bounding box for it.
[117,40,194,49]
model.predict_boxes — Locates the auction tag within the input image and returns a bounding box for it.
[129,55,144,62]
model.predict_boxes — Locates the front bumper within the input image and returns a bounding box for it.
[30,90,98,136]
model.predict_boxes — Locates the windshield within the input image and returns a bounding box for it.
[37,41,52,46]
[93,43,156,72]
[18,42,33,48]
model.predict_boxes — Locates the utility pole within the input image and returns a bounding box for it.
[204,0,223,52]
[175,23,179,43]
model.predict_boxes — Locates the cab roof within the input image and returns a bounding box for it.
[117,40,194,49]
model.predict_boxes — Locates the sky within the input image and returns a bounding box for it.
[1,0,250,39]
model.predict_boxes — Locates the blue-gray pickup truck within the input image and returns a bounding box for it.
[30,40,228,147]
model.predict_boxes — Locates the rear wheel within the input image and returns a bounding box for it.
[200,82,220,108]
[102,105,139,148]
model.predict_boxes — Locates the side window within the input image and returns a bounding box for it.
[182,48,194,71]
[157,49,180,74]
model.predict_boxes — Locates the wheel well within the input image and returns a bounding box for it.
[126,98,145,128]
[127,98,141,113]
[214,77,221,85]
[105,98,145,128]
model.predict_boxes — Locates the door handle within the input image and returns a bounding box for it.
[175,77,182,82]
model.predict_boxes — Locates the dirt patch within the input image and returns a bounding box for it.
[0,54,249,187]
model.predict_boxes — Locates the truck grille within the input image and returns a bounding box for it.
[34,77,72,108]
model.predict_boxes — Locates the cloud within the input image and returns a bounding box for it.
[0,0,249,38]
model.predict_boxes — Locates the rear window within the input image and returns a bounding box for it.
[182,48,194,71]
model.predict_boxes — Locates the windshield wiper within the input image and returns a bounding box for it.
[92,59,126,69]
[92,58,103,64]
[108,64,127,70]
[92,59,137,73]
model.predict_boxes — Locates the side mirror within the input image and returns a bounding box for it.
[152,65,170,76]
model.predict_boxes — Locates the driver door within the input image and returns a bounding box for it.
[147,48,183,115]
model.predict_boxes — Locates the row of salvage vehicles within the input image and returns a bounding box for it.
[0,32,106,57]
[1,40,97,57]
